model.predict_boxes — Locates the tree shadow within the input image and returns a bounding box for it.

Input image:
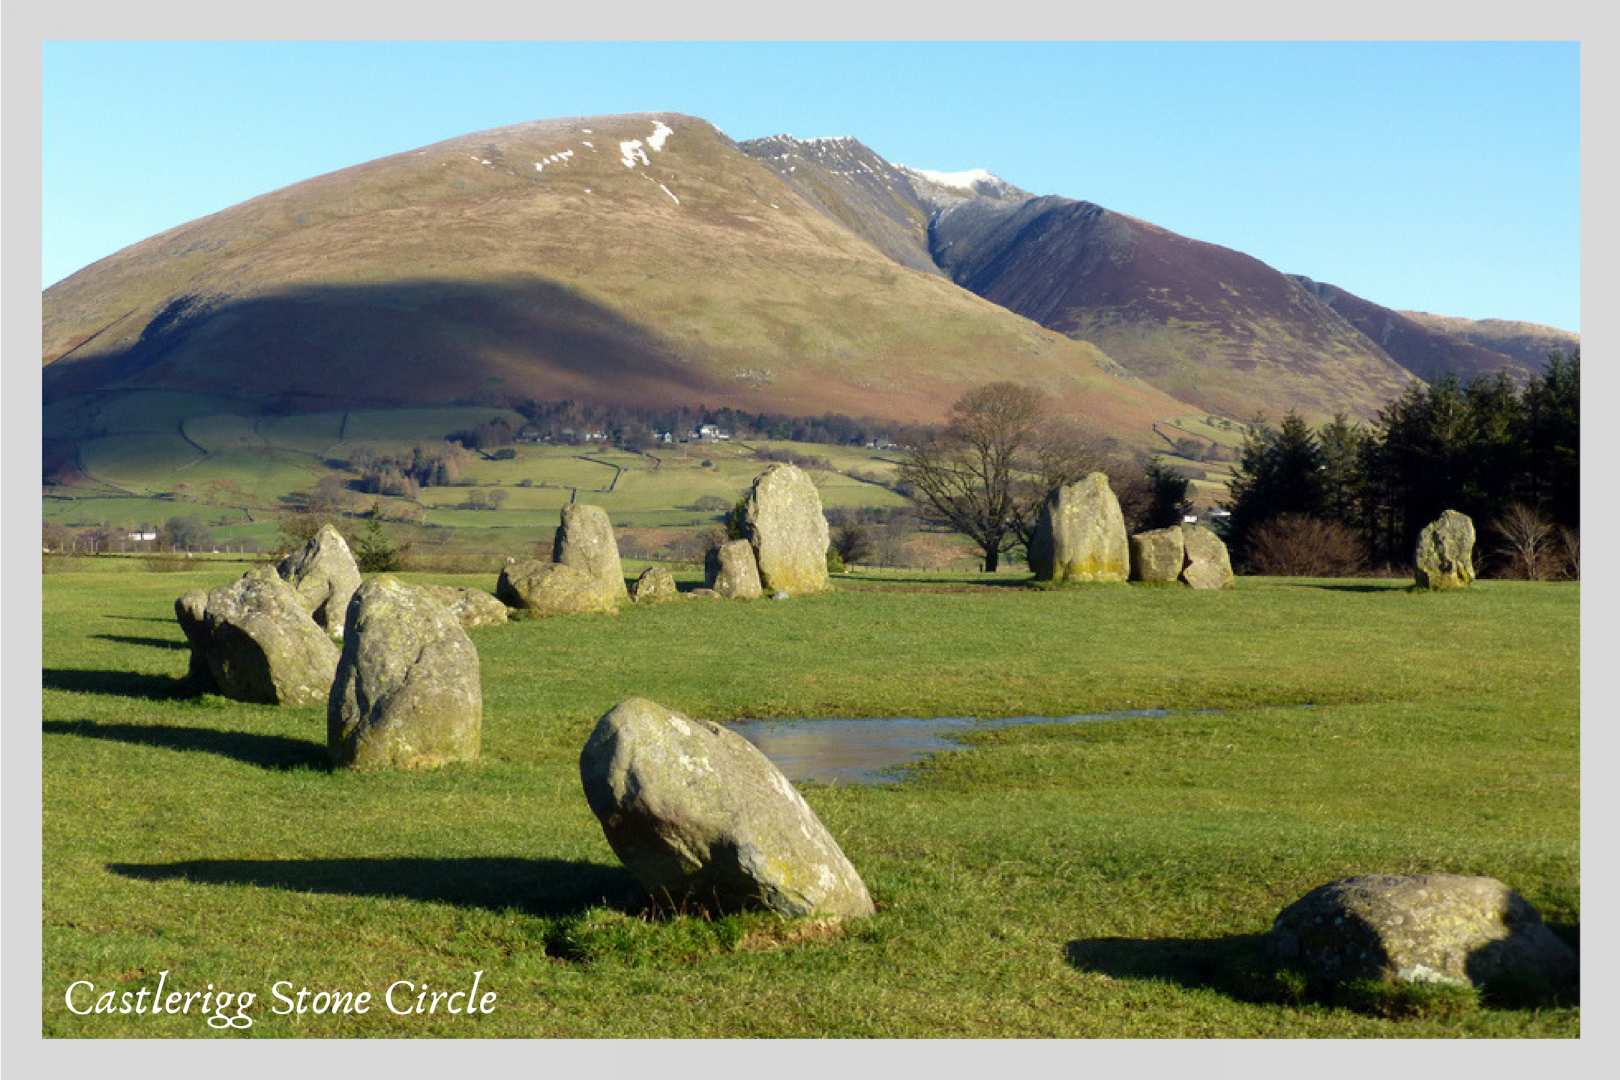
[108,856,640,918]
[43,668,198,701]
[43,719,327,771]
[90,633,188,651]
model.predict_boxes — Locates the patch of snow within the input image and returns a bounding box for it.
[534,162,544,172]
[904,166,1001,192]
[584,188,592,194]
[647,120,674,151]
[581,128,593,134]
[581,141,594,149]
[658,182,680,205]
[480,159,492,166]
[770,203,780,209]
[620,139,650,168]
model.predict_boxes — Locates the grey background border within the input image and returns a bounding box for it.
[4,0,1609,1071]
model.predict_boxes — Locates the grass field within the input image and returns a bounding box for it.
[40,568,1578,1037]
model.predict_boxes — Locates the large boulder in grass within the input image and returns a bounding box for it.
[705,540,763,599]
[419,585,510,630]
[180,568,340,706]
[496,559,618,616]
[630,566,679,604]
[1179,524,1235,590]
[1268,875,1576,996]
[1414,510,1476,591]
[551,504,629,603]
[276,524,362,634]
[328,577,482,770]
[1129,527,1185,583]
[743,463,831,595]
[1029,473,1128,583]
[579,697,876,918]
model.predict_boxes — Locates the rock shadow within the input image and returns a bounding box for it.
[1289,582,1412,593]
[1065,934,1276,1002]
[43,719,327,771]
[90,633,188,651]
[43,668,197,701]
[109,856,640,918]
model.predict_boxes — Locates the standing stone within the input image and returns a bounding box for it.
[182,568,340,706]
[1414,509,1476,590]
[1129,527,1185,584]
[551,504,629,603]
[579,697,876,918]
[496,559,619,616]
[705,540,763,599]
[174,589,217,690]
[1268,874,1576,995]
[743,463,831,595]
[276,523,362,634]
[329,577,482,770]
[419,585,510,630]
[1180,524,1235,590]
[630,566,679,604]
[1028,473,1128,583]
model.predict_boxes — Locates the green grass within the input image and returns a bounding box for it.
[41,570,1577,1037]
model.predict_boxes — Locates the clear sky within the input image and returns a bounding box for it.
[42,41,1580,330]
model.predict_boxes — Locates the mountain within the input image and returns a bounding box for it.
[923,197,1425,421]
[43,114,1193,452]
[1292,277,1571,385]
[1399,311,1579,373]
[742,135,1422,421]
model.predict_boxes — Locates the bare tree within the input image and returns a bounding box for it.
[900,383,1041,571]
[1493,502,1555,580]
[1558,526,1580,580]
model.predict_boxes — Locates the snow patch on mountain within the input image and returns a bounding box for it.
[904,167,1000,192]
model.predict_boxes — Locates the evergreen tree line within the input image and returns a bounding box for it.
[1223,351,1579,575]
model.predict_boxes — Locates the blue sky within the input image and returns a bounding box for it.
[42,41,1580,330]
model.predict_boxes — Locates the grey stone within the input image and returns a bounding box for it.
[329,577,482,770]
[180,567,340,706]
[1028,473,1128,583]
[630,566,679,604]
[1180,524,1235,590]
[552,504,629,603]
[705,540,763,599]
[1414,509,1476,591]
[579,697,876,918]
[419,585,510,629]
[174,589,217,690]
[276,523,362,634]
[496,559,619,616]
[686,588,722,600]
[744,463,831,595]
[1129,527,1185,583]
[1268,874,1577,995]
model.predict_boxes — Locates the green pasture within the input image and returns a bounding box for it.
[40,570,1578,1037]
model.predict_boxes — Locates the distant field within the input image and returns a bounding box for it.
[43,406,922,551]
[40,571,1578,1037]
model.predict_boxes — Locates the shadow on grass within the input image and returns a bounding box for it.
[102,615,176,624]
[1065,932,1578,1014]
[1288,583,1412,594]
[109,856,640,918]
[1066,934,1275,1001]
[90,633,187,651]
[43,719,327,771]
[837,573,1034,591]
[43,668,197,701]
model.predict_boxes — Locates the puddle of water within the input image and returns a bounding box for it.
[726,709,1170,786]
